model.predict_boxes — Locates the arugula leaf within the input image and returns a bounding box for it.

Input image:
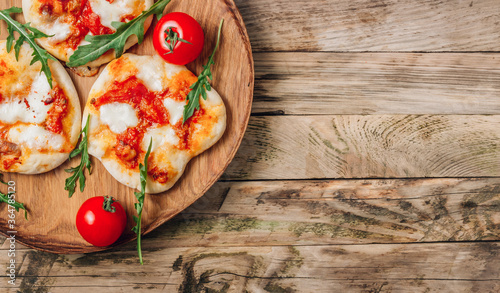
[183,19,224,124]
[0,190,28,220]
[132,138,152,265]
[64,115,91,198]
[0,174,8,185]
[67,0,172,67]
[0,175,27,219]
[0,7,57,88]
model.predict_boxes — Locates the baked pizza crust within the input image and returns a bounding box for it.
[0,40,81,174]
[83,54,226,193]
[22,0,154,68]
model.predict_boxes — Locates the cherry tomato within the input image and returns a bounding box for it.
[153,12,204,65]
[76,196,127,247]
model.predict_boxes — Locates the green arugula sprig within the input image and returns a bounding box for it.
[0,174,8,185]
[132,139,152,265]
[67,0,172,67]
[0,177,27,220]
[64,115,91,198]
[183,19,224,123]
[0,7,56,88]
[0,190,27,220]
[164,27,192,54]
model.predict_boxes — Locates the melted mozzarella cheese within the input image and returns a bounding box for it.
[135,61,164,92]
[38,17,72,43]
[141,125,180,152]
[0,72,52,124]
[99,102,138,134]
[126,54,185,90]
[89,0,134,30]
[8,125,65,151]
[163,98,186,125]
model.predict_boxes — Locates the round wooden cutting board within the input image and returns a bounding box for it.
[0,0,253,253]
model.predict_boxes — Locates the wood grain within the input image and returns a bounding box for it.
[2,177,499,290]
[173,178,500,246]
[253,52,500,115]
[1,0,499,291]
[3,177,499,248]
[0,0,254,253]
[236,0,500,52]
[226,115,500,180]
[1,241,499,292]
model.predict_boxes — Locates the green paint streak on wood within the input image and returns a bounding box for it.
[289,222,371,239]
[331,118,349,152]
[18,251,58,293]
[331,212,381,226]
[309,126,345,155]
[278,246,304,277]
[247,117,281,163]
[264,283,294,293]
[224,218,259,232]
[165,218,216,236]
[162,216,417,242]
[249,256,265,277]
[164,217,280,236]
[308,133,320,146]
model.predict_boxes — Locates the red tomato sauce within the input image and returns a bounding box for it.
[0,60,12,78]
[91,76,197,178]
[2,157,19,170]
[44,85,68,134]
[0,133,21,170]
[149,166,169,184]
[81,1,114,36]
[173,108,204,150]
[37,0,114,49]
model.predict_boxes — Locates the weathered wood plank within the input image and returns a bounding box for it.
[225,115,500,180]
[253,52,500,115]
[1,242,499,292]
[141,178,500,247]
[175,178,500,245]
[236,0,500,52]
[2,178,499,291]
[3,178,499,250]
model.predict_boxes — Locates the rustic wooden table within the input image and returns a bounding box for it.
[2,0,500,292]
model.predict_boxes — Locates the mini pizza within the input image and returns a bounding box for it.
[83,54,226,193]
[22,0,154,68]
[0,41,81,174]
